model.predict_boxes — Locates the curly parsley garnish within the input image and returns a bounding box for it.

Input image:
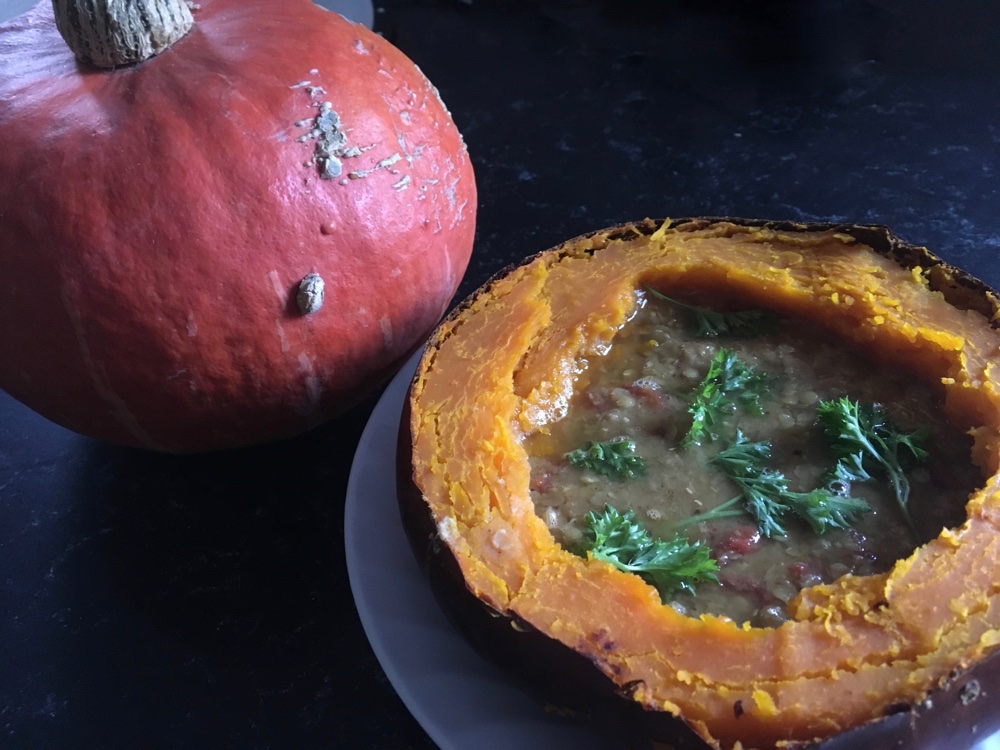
[565,438,647,481]
[682,349,769,448]
[646,287,778,338]
[577,504,718,598]
[817,398,929,536]
[709,431,871,538]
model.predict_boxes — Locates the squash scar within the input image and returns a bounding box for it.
[296,273,325,314]
[379,315,393,349]
[348,151,402,180]
[59,281,163,450]
[291,80,375,180]
[296,353,323,414]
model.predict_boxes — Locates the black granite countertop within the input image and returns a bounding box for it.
[2,0,1000,748]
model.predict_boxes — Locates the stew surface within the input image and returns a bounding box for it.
[526,291,980,626]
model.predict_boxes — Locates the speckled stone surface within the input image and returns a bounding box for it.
[2,1,1000,748]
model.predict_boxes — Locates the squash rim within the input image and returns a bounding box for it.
[400,217,1000,749]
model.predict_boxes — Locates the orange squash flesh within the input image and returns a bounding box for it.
[404,219,1000,749]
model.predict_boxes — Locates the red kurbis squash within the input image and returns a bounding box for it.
[0,0,476,451]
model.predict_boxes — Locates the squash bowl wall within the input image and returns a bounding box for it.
[398,218,1000,750]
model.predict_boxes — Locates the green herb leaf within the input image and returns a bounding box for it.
[578,504,718,597]
[779,488,873,535]
[671,494,747,529]
[817,398,929,536]
[709,435,788,537]
[566,438,647,481]
[646,287,778,338]
[709,431,871,537]
[683,349,769,447]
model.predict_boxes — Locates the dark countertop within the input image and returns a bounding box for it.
[3,1,1000,748]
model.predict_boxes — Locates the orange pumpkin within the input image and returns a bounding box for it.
[0,0,475,451]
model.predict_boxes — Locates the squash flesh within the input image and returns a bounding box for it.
[408,220,1000,747]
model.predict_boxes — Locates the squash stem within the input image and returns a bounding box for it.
[51,0,194,69]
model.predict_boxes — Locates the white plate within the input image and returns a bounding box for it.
[345,350,1000,750]
[344,351,605,750]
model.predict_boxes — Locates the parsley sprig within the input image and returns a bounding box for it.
[683,349,769,447]
[646,287,778,338]
[709,432,871,538]
[817,398,929,536]
[578,504,718,598]
[565,438,647,480]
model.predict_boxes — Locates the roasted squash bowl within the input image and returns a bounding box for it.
[398,218,1000,749]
